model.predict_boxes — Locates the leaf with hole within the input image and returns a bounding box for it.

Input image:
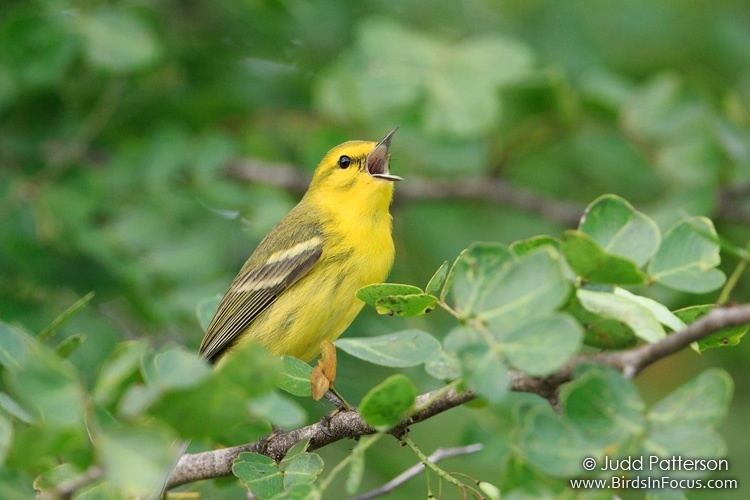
[374,293,437,317]
[356,283,423,307]
[674,305,747,351]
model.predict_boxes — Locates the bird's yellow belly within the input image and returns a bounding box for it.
[230,235,394,361]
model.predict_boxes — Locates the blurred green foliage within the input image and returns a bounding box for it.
[2,0,750,498]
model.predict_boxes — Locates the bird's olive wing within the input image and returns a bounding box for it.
[199,236,323,362]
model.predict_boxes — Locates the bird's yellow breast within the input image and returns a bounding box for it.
[231,194,395,362]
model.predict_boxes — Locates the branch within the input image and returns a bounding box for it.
[38,466,103,500]
[227,159,583,225]
[355,443,484,500]
[167,303,750,490]
[227,158,750,226]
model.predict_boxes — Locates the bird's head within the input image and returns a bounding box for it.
[307,129,401,208]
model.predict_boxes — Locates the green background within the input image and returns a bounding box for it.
[1,0,749,498]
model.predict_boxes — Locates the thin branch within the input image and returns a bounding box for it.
[167,304,750,490]
[227,158,750,225]
[717,242,750,305]
[608,304,750,378]
[38,466,103,500]
[227,159,583,225]
[355,443,483,500]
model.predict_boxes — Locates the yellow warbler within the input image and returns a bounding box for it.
[200,129,400,363]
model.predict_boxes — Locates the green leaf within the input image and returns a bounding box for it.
[345,437,369,494]
[280,439,311,466]
[424,349,461,381]
[270,483,320,500]
[0,322,85,428]
[33,463,79,495]
[374,293,437,317]
[144,344,280,441]
[142,347,211,391]
[0,321,33,369]
[509,236,560,256]
[648,369,733,426]
[562,230,647,284]
[579,195,660,266]
[613,288,685,331]
[577,289,665,343]
[566,296,638,349]
[561,366,646,450]
[643,425,725,473]
[356,283,423,307]
[0,413,11,465]
[93,341,149,406]
[336,330,441,367]
[501,313,583,376]
[459,345,510,403]
[277,356,312,397]
[247,392,306,430]
[519,408,597,477]
[55,334,85,358]
[196,294,221,332]
[233,452,283,499]
[674,305,748,351]
[282,452,324,489]
[78,8,161,73]
[0,393,34,424]
[359,374,417,431]
[0,14,77,88]
[648,217,726,293]
[451,247,570,339]
[447,242,513,317]
[481,249,571,334]
[38,291,95,341]
[425,260,450,296]
[424,34,533,136]
[96,420,180,498]
[71,482,122,500]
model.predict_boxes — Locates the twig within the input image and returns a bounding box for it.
[606,304,750,378]
[228,158,750,225]
[38,291,95,341]
[717,242,750,305]
[227,159,583,225]
[38,466,103,500]
[318,434,382,493]
[401,438,479,498]
[355,443,484,500]
[166,304,750,489]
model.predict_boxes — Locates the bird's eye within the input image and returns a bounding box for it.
[338,155,351,169]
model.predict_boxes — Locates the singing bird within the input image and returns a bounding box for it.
[200,129,401,364]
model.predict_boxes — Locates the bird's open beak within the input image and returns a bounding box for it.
[366,127,402,181]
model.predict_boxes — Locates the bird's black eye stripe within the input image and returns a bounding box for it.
[338,155,351,169]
